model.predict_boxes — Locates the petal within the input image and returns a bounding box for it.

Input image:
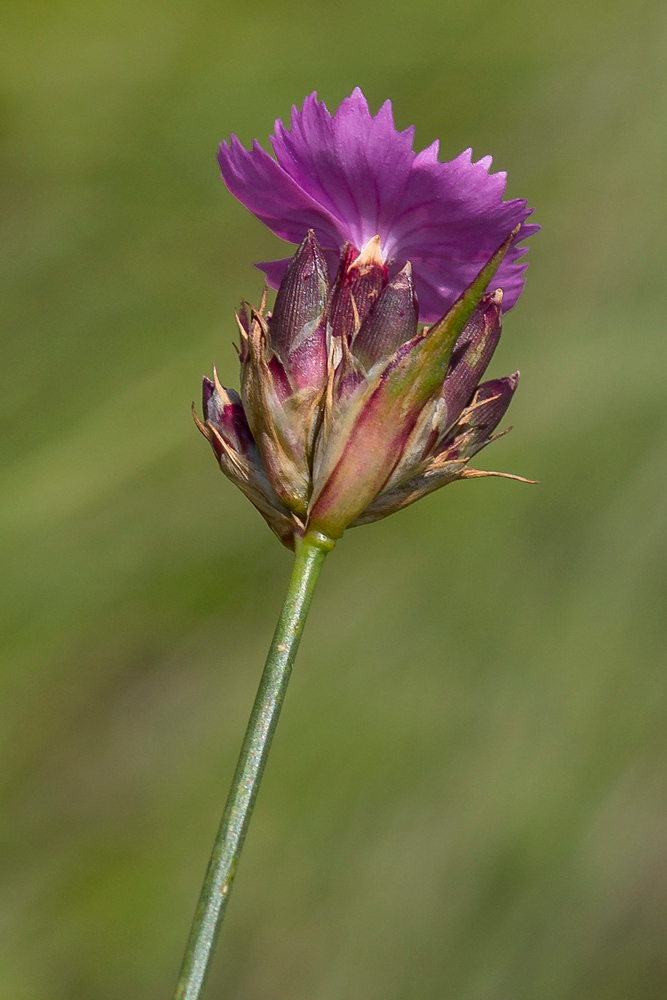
[218,134,342,249]
[386,149,539,320]
[403,221,538,322]
[271,89,416,250]
[254,257,293,289]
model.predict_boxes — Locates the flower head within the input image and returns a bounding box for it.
[196,227,535,549]
[199,92,537,548]
[218,88,538,323]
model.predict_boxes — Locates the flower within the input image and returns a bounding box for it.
[196,226,535,549]
[198,92,537,548]
[218,88,539,323]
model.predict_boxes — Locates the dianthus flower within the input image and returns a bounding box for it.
[177,91,539,999]
[197,90,537,549]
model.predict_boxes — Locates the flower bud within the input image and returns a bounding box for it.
[194,371,295,548]
[268,230,329,390]
[239,232,329,518]
[352,263,419,369]
[329,236,387,343]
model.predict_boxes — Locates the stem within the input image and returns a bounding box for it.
[173,530,334,1000]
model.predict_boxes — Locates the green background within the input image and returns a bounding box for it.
[2,0,667,996]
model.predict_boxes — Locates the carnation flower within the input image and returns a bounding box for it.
[218,88,538,323]
[196,89,537,548]
[179,96,539,995]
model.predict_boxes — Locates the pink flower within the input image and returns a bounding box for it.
[218,88,538,323]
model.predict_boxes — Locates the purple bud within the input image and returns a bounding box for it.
[329,239,388,342]
[194,373,296,548]
[268,230,329,362]
[352,263,419,369]
[440,291,503,433]
[203,374,255,460]
[442,374,519,461]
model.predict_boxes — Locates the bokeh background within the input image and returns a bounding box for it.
[2,0,667,997]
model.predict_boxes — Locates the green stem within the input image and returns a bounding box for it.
[173,530,334,1000]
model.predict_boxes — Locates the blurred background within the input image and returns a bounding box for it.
[2,0,667,997]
